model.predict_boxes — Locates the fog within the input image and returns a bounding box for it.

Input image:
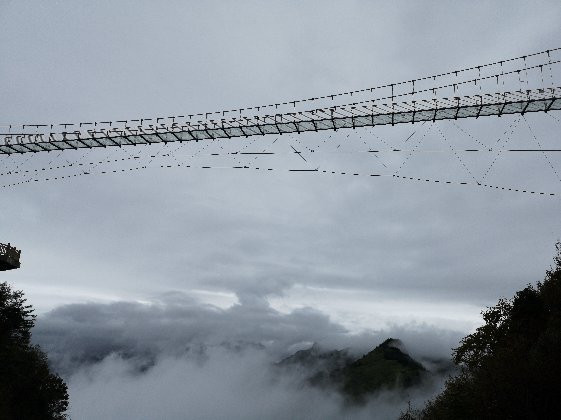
[67,348,444,420]
[34,291,461,419]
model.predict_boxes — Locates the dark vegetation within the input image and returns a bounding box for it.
[0,282,68,420]
[340,338,426,400]
[278,338,427,402]
[402,241,561,419]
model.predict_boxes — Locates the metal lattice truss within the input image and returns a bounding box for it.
[2,87,560,156]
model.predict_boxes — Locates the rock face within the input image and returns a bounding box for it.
[277,338,427,401]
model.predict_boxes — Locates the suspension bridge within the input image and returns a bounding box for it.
[2,48,560,156]
[1,47,560,197]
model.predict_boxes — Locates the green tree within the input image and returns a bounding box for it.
[0,282,68,419]
[402,242,561,419]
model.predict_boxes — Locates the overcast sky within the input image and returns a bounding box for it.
[1,2,561,417]
[2,0,561,326]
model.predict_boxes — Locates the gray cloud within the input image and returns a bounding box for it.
[65,349,445,420]
[34,294,459,419]
[1,1,561,315]
[33,291,462,376]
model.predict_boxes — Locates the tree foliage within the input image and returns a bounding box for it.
[401,241,561,419]
[0,282,68,419]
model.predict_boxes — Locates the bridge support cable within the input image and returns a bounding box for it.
[523,115,561,183]
[2,155,556,197]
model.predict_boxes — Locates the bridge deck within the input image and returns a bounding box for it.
[1,87,560,155]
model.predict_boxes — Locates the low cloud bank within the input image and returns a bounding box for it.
[33,292,463,419]
[68,348,445,420]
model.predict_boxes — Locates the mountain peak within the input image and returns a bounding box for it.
[341,338,426,400]
[277,338,427,402]
[380,338,404,349]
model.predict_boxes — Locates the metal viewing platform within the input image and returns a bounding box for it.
[0,243,21,271]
